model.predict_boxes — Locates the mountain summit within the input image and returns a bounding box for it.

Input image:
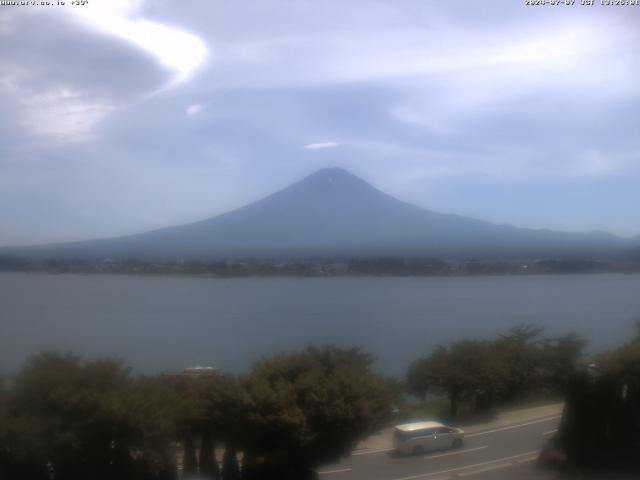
[286,167,381,195]
[290,166,371,187]
[3,168,631,259]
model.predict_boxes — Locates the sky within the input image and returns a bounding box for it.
[1,0,639,247]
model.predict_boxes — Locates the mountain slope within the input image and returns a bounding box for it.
[2,168,632,259]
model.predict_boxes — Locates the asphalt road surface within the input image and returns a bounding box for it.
[317,414,561,480]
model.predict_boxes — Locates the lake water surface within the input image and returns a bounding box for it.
[1,273,639,376]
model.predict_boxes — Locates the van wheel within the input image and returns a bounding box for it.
[412,445,425,455]
[452,439,463,449]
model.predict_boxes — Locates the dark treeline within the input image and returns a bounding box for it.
[1,255,637,276]
[0,347,391,480]
[552,325,640,471]
[1,326,639,478]
[406,324,585,417]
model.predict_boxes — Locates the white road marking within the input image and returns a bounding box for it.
[318,467,353,475]
[424,445,488,460]
[390,450,539,480]
[465,415,561,438]
[542,429,558,436]
[352,447,395,456]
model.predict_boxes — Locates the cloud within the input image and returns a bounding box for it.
[186,104,205,117]
[0,2,208,144]
[20,88,114,143]
[68,0,209,88]
[304,142,341,150]
[176,2,630,93]
[0,12,157,144]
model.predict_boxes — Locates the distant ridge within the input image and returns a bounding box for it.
[1,168,635,259]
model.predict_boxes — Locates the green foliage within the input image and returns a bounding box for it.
[7,353,137,479]
[0,346,394,479]
[561,356,640,467]
[407,340,510,416]
[201,374,247,441]
[0,353,181,480]
[0,377,12,479]
[242,346,392,476]
[539,333,586,392]
[544,324,640,468]
[407,324,586,417]
[166,372,244,476]
[597,322,640,375]
[495,323,546,397]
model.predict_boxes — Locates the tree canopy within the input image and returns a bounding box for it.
[407,324,585,417]
[1,353,176,480]
[241,346,392,479]
[407,340,510,416]
[558,324,640,469]
[0,347,393,480]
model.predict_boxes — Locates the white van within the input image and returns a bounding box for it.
[393,421,464,455]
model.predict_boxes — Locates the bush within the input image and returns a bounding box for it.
[241,346,392,477]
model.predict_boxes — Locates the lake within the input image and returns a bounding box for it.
[1,272,639,377]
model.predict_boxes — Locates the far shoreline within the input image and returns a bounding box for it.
[1,269,638,280]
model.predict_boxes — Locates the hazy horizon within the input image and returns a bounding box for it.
[2,1,640,247]
[0,167,637,249]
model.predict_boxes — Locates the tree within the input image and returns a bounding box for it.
[240,451,259,480]
[166,375,214,477]
[407,340,511,417]
[406,361,430,401]
[168,372,243,478]
[539,333,586,393]
[0,353,182,480]
[241,346,392,479]
[555,325,640,469]
[495,323,545,398]
[3,353,136,480]
[199,375,245,480]
[199,432,220,479]
[0,377,12,479]
[182,434,198,476]
[222,444,241,480]
[124,376,182,480]
[407,325,587,416]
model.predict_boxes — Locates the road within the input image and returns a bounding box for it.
[317,414,561,480]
